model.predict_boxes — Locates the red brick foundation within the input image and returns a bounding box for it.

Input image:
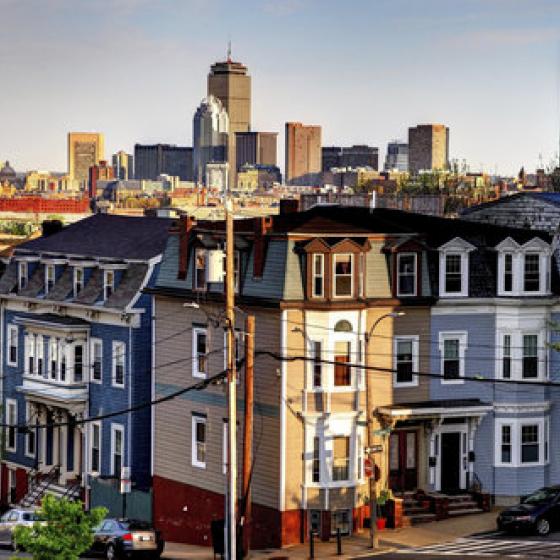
[1,464,29,507]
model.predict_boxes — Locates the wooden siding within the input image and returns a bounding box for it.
[365,242,392,299]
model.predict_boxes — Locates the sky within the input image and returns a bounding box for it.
[2,0,560,176]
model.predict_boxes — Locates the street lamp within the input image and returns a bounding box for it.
[364,311,405,549]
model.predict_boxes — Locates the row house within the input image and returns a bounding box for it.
[149,204,560,549]
[0,214,171,512]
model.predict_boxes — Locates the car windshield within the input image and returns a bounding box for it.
[522,488,559,504]
[119,520,152,531]
[21,513,39,521]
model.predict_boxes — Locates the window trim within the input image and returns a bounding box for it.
[192,327,208,379]
[5,398,17,453]
[45,264,55,295]
[90,421,102,475]
[90,338,103,384]
[495,330,546,381]
[494,417,547,467]
[438,238,474,298]
[104,270,115,301]
[396,253,417,297]
[7,324,18,367]
[332,253,354,299]
[191,415,207,469]
[194,248,207,291]
[393,335,419,387]
[110,423,125,477]
[438,331,467,385]
[112,341,125,388]
[18,261,28,291]
[73,267,84,298]
[311,253,325,298]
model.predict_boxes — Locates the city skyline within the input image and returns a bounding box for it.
[2,0,560,175]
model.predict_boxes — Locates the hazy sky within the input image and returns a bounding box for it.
[2,0,560,175]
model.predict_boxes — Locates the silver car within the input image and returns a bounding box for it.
[0,509,39,549]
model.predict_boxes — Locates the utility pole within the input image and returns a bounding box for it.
[242,315,255,558]
[226,196,237,560]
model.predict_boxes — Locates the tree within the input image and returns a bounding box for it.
[13,495,107,560]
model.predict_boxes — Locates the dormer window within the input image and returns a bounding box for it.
[333,254,353,298]
[438,238,475,298]
[397,253,417,297]
[74,267,84,297]
[104,270,115,300]
[524,253,540,292]
[195,248,207,291]
[444,254,462,293]
[45,265,55,294]
[18,262,28,291]
[503,253,513,293]
[312,254,324,298]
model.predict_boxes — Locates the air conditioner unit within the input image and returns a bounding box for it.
[207,249,225,282]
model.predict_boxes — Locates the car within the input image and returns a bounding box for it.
[88,518,164,560]
[0,508,40,549]
[497,486,560,536]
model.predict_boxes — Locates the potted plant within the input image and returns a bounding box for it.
[376,489,393,530]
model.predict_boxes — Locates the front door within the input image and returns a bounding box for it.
[389,430,418,492]
[440,432,461,493]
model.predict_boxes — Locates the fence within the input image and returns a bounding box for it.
[90,478,152,522]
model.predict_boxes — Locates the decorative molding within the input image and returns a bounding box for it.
[494,402,550,414]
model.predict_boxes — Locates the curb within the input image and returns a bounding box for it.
[350,546,397,558]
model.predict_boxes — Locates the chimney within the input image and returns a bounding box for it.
[41,219,64,237]
[253,216,273,278]
[178,215,196,280]
[279,198,299,215]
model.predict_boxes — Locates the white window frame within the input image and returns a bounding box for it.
[73,342,85,383]
[396,253,417,297]
[495,330,546,381]
[7,324,18,367]
[494,417,547,467]
[24,334,35,376]
[191,415,207,469]
[73,267,84,297]
[438,238,475,298]
[311,253,325,298]
[90,421,102,474]
[49,337,58,380]
[112,341,125,388]
[103,270,115,301]
[309,339,323,390]
[25,403,36,458]
[5,399,17,453]
[194,248,207,291]
[393,335,419,387]
[193,327,208,379]
[332,253,354,299]
[45,264,55,295]
[110,424,125,477]
[36,335,44,377]
[18,261,28,291]
[91,338,103,384]
[438,331,468,385]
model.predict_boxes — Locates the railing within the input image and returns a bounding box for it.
[19,465,60,508]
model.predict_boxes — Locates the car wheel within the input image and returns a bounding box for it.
[106,543,117,560]
[536,517,551,536]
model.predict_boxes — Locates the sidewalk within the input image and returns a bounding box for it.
[162,510,499,559]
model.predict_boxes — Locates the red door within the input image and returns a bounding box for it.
[389,430,418,492]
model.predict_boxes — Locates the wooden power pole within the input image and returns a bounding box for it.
[242,315,255,557]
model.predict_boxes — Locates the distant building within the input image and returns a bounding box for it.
[208,55,251,187]
[321,145,378,172]
[192,96,229,185]
[205,161,229,192]
[384,142,409,172]
[0,161,18,188]
[112,151,134,180]
[285,122,322,185]
[134,144,193,181]
[236,164,281,192]
[67,132,104,187]
[88,160,115,198]
[235,132,277,169]
[408,124,449,174]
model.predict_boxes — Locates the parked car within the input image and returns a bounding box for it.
[497,486,560,536]
[0,508,40,549]
[88,519,164,560]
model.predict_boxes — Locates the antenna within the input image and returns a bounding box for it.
[227,39,232,62]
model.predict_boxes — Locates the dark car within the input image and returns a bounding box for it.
[497,486,560,536]
[89,519,164,560]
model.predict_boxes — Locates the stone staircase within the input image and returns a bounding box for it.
[401,491,436,526]
[438,493,485,517]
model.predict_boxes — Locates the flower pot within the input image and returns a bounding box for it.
[376,518,386,531]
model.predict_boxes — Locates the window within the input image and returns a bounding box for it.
[18,261,28,291]
[444,254,462,293]
[309,511,321,535]
[500,425,512,464]
[397,253,417,296]
[332,510,351,536]
[112,341,125,387]
[334,341,351,387]
[503,253,513,293]
[332,436,350,481]
[394,337,418,386]
[524,254,540,292]
[8,469,16,505]
[45,264,55,294]
[91,422,101,473]
[36,335,44,376]
[25,334,35,375]
[74,344,84,383]
[7,325,17,366]
[521,425,539,464]
[311,341,322,388]
[74,267,84,297]
[111,424,124,476]
[502,334,511,379]
[439,332,467,383]
[104,270,115,300]
[193,328,208,378]
[192,415,206,468]
[49,338,58,379]
[522,335,538,379]
[312,254,324,298]
[91,339,102,383]
[60,343,67,382]
[195,249,207,290]
[25,403,36,458]
[6,399,17,452]
[333,254,353,297]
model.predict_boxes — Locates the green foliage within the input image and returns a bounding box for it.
[0,221,36,236]
[13,495,107,560]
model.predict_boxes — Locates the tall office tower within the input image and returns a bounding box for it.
[134,144,193,181]
[207,54,251,187]
[285,122,322,185]
[112,150,134,180]
[321,145,379,172]
[235,131,277,168]
[408,124,449,174]
[68,132,104,187]
[384,142,409,172]
[192,95,229,184]
[88,160,115,198]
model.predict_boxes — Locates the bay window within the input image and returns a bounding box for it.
[332,436,350,481]
[334,341,351,386]
[495,418,548,467]
[522,335,538,379]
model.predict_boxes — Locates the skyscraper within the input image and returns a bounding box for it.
[68,132,104,187]
[192,95,229,184]
[408,124,449,174]
[112,150,134,180]
[134,144,193,181]
[321,145,379,172]
[236,131,277,168]
[285,122,322,185]
[384,142,409,172]
[207,54,251,187]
